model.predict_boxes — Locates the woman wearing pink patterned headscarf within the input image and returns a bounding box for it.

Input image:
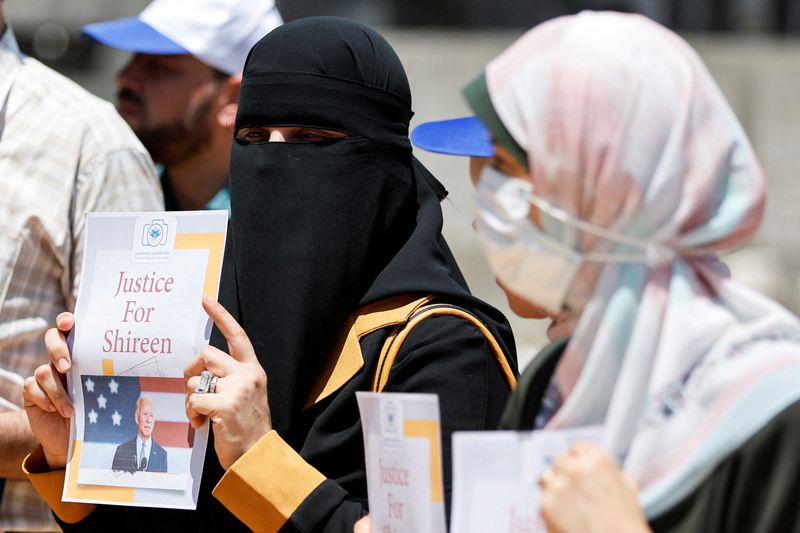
[413,11,800,533]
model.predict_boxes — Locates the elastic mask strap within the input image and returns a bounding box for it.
[527,194,678,268]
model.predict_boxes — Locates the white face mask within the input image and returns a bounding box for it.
[474,165,675,315]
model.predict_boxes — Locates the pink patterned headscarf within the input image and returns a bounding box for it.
[485,12,800,515]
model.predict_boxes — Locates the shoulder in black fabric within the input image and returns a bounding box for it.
[216,17,517,435]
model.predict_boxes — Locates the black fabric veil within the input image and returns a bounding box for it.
[212,16,516,436]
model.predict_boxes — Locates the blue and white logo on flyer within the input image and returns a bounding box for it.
[380,396,404,448]
[142,219,169,247]
[133,215,178,263]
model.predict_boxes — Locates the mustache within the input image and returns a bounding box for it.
[116,88,144,107]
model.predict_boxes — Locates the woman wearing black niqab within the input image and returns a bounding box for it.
[40,17,517,533]
[203,17,518,531]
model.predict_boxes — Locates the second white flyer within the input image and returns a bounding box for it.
[357,391,447,533]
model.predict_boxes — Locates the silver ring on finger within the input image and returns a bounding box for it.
[208,375,219,394]
[195,370,217,394]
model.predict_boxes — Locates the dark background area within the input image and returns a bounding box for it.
[275,0,800,31]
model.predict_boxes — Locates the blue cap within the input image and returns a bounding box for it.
[82,17,189,55]
[411,116,494,158]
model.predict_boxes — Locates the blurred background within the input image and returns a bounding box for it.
[7,0,800,366]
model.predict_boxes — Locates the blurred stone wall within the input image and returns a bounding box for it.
[5,1,800,367]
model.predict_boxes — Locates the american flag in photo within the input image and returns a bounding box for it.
[80,375,194,473]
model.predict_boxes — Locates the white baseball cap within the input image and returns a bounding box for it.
[82,0,283,75]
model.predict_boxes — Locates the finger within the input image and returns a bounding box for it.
[538,467,556,488]
[552,452,572,475]
[353,516,371,533]
[23,375,57,413]
[45,327,72,373]
[34,363,73,417]
[186,396,206,429]
[185,392,210,428]
[184,345,239,381]
[623,472,639,492]
[188,391,223,416]
[202,296,257,364]
[186,376,200,397]
[539,491,560,528]
[185,375,225,397]
[55,312,75,333]
[569,442,617,472]
[569,441,604,457]
[186,392,223,427]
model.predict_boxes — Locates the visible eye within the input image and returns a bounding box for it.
[143,57,182,78]
[490,156,515,176]
[298,132,327,141]
[235,127,270,144]
[235,126,350,144]
[292,128,348,143]
[492,145,528,179]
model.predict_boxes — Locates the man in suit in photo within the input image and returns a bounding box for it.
[112,396,168,473]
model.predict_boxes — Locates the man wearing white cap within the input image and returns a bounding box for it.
[83,0,283,212]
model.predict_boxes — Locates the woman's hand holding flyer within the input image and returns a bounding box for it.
[184,297,272,470]
[539,442,648,533]
[23,312,76,470]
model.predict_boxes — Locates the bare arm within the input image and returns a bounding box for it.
[0,410,38,479]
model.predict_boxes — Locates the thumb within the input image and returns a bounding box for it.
[353,515,372,533]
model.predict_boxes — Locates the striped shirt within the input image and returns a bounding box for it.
[0,25,163,531]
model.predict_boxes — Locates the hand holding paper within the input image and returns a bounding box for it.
[23,312,77,470]
[185,297,272,470]
[539,442,649,533]
[451,426,606,533]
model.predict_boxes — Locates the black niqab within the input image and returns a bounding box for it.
[215,17,515,435]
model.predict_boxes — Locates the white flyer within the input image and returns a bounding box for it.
[356,392,447,533]
[451,425,604,533]
[62,211,228,510]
